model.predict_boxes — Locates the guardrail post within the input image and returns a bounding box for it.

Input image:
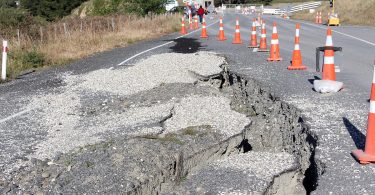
[2,40,7,81]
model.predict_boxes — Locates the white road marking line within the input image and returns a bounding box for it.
[117,21,219,66]
[0,109,32,124]
[296,21,375,47]
[118,41,173,66]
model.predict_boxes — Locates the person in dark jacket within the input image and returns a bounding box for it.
[197,5,205,23]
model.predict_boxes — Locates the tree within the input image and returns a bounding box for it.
[20,0,86,21]
[0,0,18,8]
[124,0,168,15]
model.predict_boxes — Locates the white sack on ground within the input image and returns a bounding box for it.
[313,80,343,93]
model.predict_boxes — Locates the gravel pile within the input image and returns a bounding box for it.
[172,152,298,194]
[211,152,296,180]
[69,52,225,96]
[164,95,251,137]
[23,52,227,162]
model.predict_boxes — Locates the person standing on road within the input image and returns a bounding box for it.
[197,5,205,23]
[187,5,192,19]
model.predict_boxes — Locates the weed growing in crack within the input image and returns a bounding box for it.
[180,125,213,136]
[64,156,74,167]
[139,134,185,145]
[85,161,95,168]
[181,127,199,136]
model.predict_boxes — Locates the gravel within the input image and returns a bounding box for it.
[172,152,298,194]
[69,51,225,96]
[22,52,226,163]
[1,50,308,194]
[164,95,251,137]
[212,152,296,180]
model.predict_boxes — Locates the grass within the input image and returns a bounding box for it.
[291,0,375,26]
[1,13,181,80]
[140,134,185,145]
[85,161,95,168]
[272,0,320,2]
[180,125,212,136]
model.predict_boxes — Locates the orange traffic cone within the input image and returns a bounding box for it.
[217,17,226,41]
[318,12,322,24]
[189,14,193,30]
[267,22,282,61]
[315,12,319,24]
[200,17,208,38]
[288,24,306,70]
[232,18,242,44]
[194,15,199,29]
[352,62,375,164]
[258,21,268,52]
[248,19,258,48]
[180,17,187,35]
[322,28,336,80]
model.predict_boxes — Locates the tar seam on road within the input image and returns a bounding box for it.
[297,20,375,47]
[117,21,220,66]
[0,109,32,124]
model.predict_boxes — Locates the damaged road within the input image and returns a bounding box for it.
[2,12,375,194]
[0,52,316,194]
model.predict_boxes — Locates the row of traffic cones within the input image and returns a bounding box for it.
[180,15,200,35]
[183,16,336,78]
[182,14,375,166]
[241,19,303,69]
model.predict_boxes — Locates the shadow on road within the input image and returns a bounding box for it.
[308,76,321,92]
[343,117,366,150]
[308,76,321,85]
[169,38,204,53]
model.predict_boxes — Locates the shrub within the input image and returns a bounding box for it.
[21,0,86,21]
[0,7,29,29]
[20,50,46,68]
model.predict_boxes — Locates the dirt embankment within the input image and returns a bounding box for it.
[291,0,375,26]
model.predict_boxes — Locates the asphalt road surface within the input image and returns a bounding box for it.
[1,11,375,194]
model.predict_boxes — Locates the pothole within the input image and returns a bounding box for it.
[0,56,322,194]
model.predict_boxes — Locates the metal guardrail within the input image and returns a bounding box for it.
[222,4,264,12]
[269,1,321,15]
[222,4,263,7]
[274,9,286,15]
[289,1,322,13]
[222,1,321,15]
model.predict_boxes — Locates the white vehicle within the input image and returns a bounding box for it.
[165,0,179,11]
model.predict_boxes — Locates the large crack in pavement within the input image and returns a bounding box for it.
[0,52,319,194]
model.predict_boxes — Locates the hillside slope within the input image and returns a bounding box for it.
[71,0,167,17]
[291,0,375,26]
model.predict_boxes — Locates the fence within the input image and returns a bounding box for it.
[0,13,180,79]
[0,13,175,47]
